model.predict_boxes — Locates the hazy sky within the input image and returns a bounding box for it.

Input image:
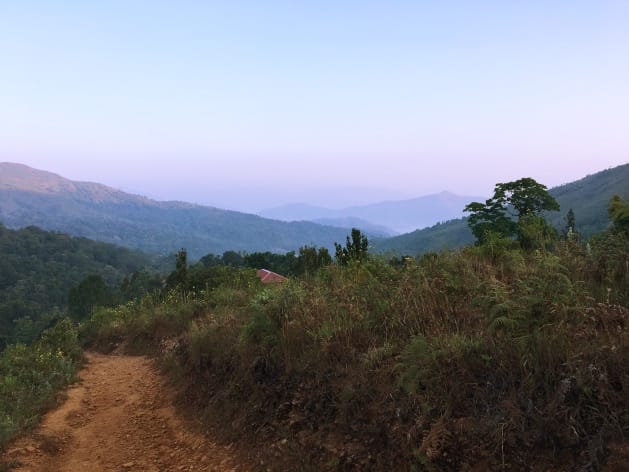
[1,1,628,211]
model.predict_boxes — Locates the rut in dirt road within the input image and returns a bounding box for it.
[4,353,244,472]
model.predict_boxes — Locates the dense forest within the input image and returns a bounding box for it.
[1,180,628,470]
[0,223,333,349]
[0,224,168,348]
[0,163,350,258]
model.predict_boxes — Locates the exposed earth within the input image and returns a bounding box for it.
[3,353,245,472]
[4,352,629,471]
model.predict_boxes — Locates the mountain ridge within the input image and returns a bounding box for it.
[1,162,208,208]
[259,190,485,233]
[0,162,352,258]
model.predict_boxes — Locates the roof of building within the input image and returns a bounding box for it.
[256,268,288,284]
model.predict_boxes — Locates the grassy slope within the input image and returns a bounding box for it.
[547,163,629,236]
[83,229,629,470]
[376,218,474,255]
[379,163,629,255]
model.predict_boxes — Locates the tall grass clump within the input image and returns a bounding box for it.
[84,230,628,470]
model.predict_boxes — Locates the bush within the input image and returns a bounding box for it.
[0,318,81,448]
[81,233,629,470]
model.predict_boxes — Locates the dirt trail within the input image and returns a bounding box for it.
[4,353,245,472]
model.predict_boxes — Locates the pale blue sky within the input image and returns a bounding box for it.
[1,1,627,211]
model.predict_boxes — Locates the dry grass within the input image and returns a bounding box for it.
[85,236,629,470]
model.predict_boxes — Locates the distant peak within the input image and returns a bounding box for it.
[0,162,77,194]
[0,161,150,205]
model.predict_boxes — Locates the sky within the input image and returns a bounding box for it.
[1,1,628,212]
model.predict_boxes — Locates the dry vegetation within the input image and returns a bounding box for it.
[79,229,629,470]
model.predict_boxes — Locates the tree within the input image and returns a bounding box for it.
[295,245,332,275]
[493,178,559,218]
[464,199,516,244]
[68,274,114,320]
[464,178,560,246]
[517,214,558,250]
[166,248,188,289]
[561,208,579,241]
[222,250,244,267]
[335,228,369,265]
[199,253,222,268]
[609,195,629,236]
[243,251,297,275]
[120,270,162,300]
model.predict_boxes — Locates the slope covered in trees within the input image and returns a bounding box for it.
[379,163,629,254]
[548,163,629,235]
[0,224,160,348]
[0,162,350,258]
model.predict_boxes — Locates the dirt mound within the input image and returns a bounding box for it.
[3,353,244,472]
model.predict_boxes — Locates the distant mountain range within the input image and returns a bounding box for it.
[259,191,484,234]
[0,163,351,258]
[378,163,629,254]
[2,162,626,258]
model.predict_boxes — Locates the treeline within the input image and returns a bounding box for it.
[0,222,335,349]
[195,245,332,277]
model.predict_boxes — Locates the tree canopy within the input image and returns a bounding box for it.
[335,228,369,265]
[0,224,155,348]
[464,178,560,246]
[609,195,629,235]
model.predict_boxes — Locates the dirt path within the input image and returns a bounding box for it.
[4,353,245,472]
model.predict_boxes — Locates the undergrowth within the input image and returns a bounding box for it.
[0,319,82,449]
[83,236,628,470]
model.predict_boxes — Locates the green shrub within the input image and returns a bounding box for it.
[79,230,629,469]
[0,318,81,448]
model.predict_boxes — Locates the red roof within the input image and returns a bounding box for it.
[256,269,287,284]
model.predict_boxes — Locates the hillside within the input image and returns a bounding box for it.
[75,225,629,470]
[379,163,629,254]
[0,163,350,258]
[547,163,629,235]
[377,218,474,255]
[3,191,628,470]
[0,224,156,348]
[310,216,397,238]
[260,191,484,234]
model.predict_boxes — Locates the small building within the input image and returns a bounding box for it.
[256,269,287,284]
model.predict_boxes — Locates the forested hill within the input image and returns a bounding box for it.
[548,163,629,235]
[378,163,629,254]
[0,162,350,258]
[0,224,157,348]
